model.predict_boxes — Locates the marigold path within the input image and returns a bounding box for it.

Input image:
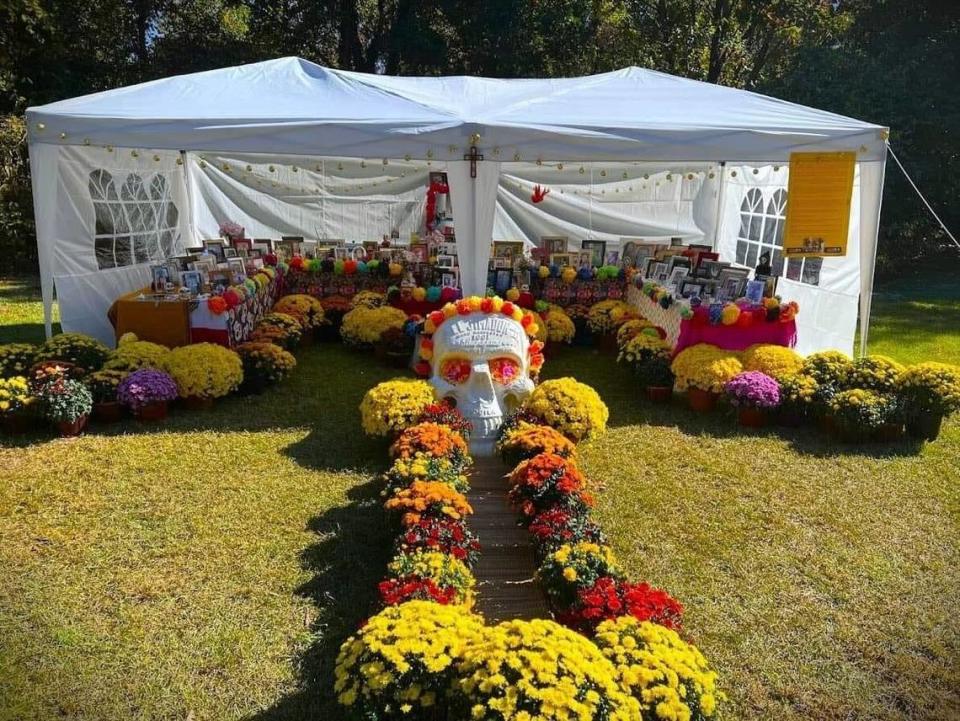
[469,455,549,621]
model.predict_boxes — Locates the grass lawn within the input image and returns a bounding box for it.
[0,277,958,721]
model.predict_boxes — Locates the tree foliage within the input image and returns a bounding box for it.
[0,0,955,275]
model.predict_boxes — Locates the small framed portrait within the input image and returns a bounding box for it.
[745,279,766,304]
[577,251,593,269]
[651,262,669,283]
[436,254,456,269]
[549,253,572,267]
[699,259,726,280]
[300,240,319,258]
[580,239,606,268]
[541,236,569,254]
[180,270,203,295]
[247,248,262,260]
[666,255,691,274]
[171,254,198,271]
[252,239,273,255]
[492,257,511,269]
[227,257,247,284]
[410,243,429,263]
[190,257,216,275]
[202,239,226,262]
[208,269,233,294]
[718,277,745,300]
[679,279,703,299]
[440,270,459,289]
[495,269,513,294]
[277,239,301,259]
[493,241,524,261]
[440,242,459,256]
[150,264,171,289]
[667,267,690,289]
[333,246,351,260]
[604,250,620,266]
[232,238,252,257]
[223,247,238,258]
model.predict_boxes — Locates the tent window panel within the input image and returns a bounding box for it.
[736,186,819,287]
[89,169,180,270]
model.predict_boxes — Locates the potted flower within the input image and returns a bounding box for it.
[587,300,635,353]
[35,332,110,373]
[829,388,891,443]
[725,371,781,427]
[671,344,743,412]
[776,373,818,426]
[38,378,93,436]
[638,354,675,403]
[117,368,179,421]
[897,362,960,441]
[0,376,33,434]
[164,342,244,409]
[340,304,408,350]
[85,369,129,422]
[252,312,303,350]
[0,343,37,378]
[543,309,575,358]
[235,341,296,394]
[272,294,326,343]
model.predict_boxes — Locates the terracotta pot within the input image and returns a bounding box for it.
[645,386,673,403]
[93,401,124,423]
[182,395,214,411]
[875,422,904,443]
[1,412,33,434]
[56,414,88,437]
[819,414,838,435]
[687,387,718,412]
[906,412,944,442]
[596,332,619,354]
[134,400,168,422]
[737,406,767,428]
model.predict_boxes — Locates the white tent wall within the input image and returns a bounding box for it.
[715,164,864,356]
[492,162,722,251]
[187,153,432,243]
[30,144,190,345]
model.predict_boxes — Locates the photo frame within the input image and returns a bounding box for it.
[189,258,216,275]
[180,270,203,295]
[492,241,524,261]
[300,240,318,258]
[666,255,691,274]
[231,238,252,256]
[580,240,606,268]
[667,267,690,289]
[223,247,238,258]
[604,250,620,266]
[494,269,513,294]
[436,254,456,269]
[745,279,766,304]
[227,258,247,284]
[252,239,273,255]
[541,236,569,254]
[150,264,171,289]
[202,239,226,262]
[207,269,233,294]
[440,242,459,256]
[440,270,459,288]
[549,253,573,267]
[577,251,593,269]
[699,259,727,280]
[679,279,704,299]
[650,261,669,282]
[410,243,429,263]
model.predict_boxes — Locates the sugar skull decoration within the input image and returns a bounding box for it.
[420,297,544,455]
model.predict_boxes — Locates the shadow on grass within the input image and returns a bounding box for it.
[247,476,394,720]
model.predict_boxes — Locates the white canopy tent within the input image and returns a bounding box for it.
[26,57,887,353]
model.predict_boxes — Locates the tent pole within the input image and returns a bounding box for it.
[711,161,728,251]
[857,158,887,357]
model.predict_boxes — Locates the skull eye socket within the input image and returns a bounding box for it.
[489,357,521,384]
[440,358,471,385]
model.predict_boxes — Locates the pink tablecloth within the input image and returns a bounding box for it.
[675,318,797,355]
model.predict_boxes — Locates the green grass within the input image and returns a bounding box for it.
[0,278,60,344]
[0,277,958,721]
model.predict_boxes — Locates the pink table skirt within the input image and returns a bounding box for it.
[675,318,797,355]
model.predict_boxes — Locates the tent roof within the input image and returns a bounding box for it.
[26,56,887,162]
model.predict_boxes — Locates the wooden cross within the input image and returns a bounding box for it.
[463,145,484,179]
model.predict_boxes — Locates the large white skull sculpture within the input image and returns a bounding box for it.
[429,313,535,455]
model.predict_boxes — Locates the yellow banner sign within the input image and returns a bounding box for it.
[783,151,856,257]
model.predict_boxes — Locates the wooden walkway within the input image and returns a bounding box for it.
[469,455,550,621]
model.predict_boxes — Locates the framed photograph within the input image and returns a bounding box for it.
[492,241,524,261]
[717,267,750,294]
[223,247,238,258]
[667,267,690,289]
[190,257,216,275]
[580,240,606,268]
[550,252,572,267]
[541,236,569,254]
[150,264,171,289]
[333,246,351,260]
[300,240,318,258]
[604,250,620,266]
[202,239,226,262]
[745,279,766,304]
[410,243,429,263]
[440,242,459,256]
[718,277,745,301]
[578,251,593,269]
[666,255,691,274]
[651,262,669,282]
[436,254,456,269]
[227,258,247,284]
[232,238,252,256]
[277,239,301,258]
[171,254,198,271]
[247,248,262,260]
[440,270,459,288]
[208,269,233,294]
[679,279,704,299]
[699,260,727,280]
[252,239,273,255]
[495,269,513,294]
[180,270,203,295]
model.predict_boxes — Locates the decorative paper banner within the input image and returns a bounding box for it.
[783,151,856,257]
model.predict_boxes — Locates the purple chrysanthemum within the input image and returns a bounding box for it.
[117,369,179,410]
[725,371,781,409]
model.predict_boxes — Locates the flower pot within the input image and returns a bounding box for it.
[240,378,270,396]
[134,400,168,422]
[819,414,838,435]
[56,414,88,437]
[1,412,33,435]
[596,332,618,354]
[645,386,672,403]
[301,327,315,345]
[737,406,767,428]
[182,395,214,411]
[373,342,388,361]
[836,424,870,444]
[687,387,718,413]
[93,401,124,423]
[875,422,904,443]
[906,411,944,442]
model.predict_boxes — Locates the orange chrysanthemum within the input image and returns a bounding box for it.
[391,422,469,461]
[384,481,474,526]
